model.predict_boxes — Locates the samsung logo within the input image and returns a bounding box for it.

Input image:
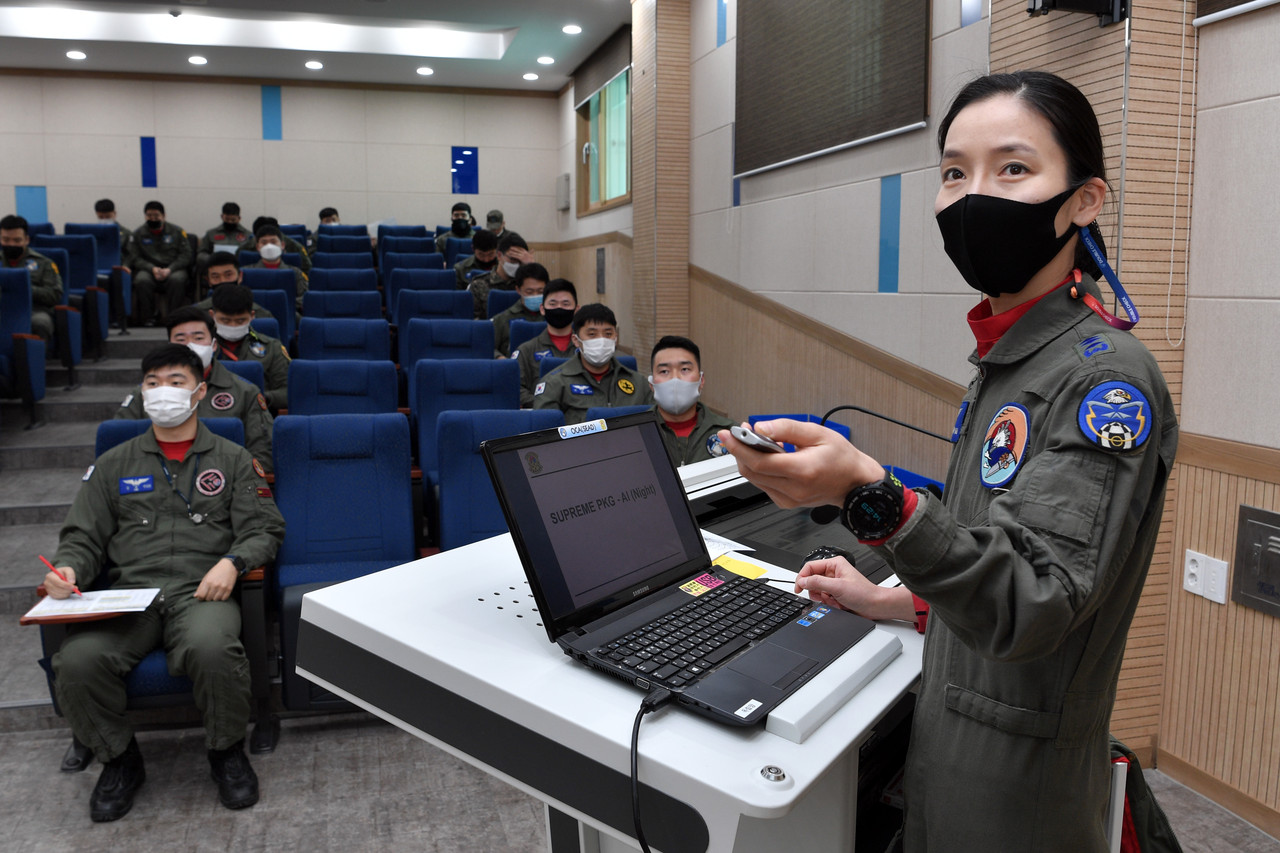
[632,586,650,598]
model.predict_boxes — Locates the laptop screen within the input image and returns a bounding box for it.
[484,413,711,638]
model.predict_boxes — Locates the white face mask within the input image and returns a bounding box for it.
[217,322,250,342]
[650,376,701,415]
[578,337,616,366]
[502,260,520,278]
[142,384,202,428]
[259,243,284,261]
[187,342,214,369]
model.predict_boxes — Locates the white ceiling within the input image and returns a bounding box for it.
[0,0,633,92]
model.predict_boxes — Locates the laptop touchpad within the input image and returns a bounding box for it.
[729,643,818,691]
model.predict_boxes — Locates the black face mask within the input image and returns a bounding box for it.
[935,187,1079,297]
[472,256,497,271]
[2,244,24,261]
[223,222,239,231]
[451,219,471,237]
[543,307,575,329]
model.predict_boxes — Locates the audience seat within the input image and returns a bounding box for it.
[26,246,84,383]
[584,405,653,422]
[436,409,564,550]
[222,359,265,392]
[241,267,298,303]
[63,222,131,330]
[316,234,373,254]
[383,253,446,287]
[508,319,546,353]
[399,318,494,369]
[307,268,378,293]
[410,358,520,478]
[376,226,430,271]
[238,250,305,268]
[271,413,415,709]
[387,269,455,321]
[30,234,100,362]
[252,289,294,344]
[298,317,391,361]
[28,222,56,237]
[487,289,521,318]
[316,224,370,237]
[279,224,309,243]
[249,317,280,340]
[310,251,375,270]
[443,237,472,267]
[302,290,382,320]
[379,236,435,273]
[287,359,399,415]
[393,289,470,328]
[0,268,48,427]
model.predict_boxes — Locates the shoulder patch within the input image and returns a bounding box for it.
[83,464,95,482]
[1078,381,1152,451]
[534,381,546,395]
[256,393,269,411]
[706,434,729,457]
[1075,334,1114,361]
[980,403,1030,489]
[252,458,266,479]
[120,393,134,408]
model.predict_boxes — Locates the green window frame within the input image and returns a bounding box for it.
[577,68,630,216]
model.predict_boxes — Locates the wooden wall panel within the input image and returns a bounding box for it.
[531,233,635,352]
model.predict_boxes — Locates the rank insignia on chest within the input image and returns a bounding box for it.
[980,403,1030,489]
[1078,381,1151,451]
[250,342,266,357]
[119,476,154,494]
[210,391,235,410]
[617,379,635,395]
[570,384,594,396]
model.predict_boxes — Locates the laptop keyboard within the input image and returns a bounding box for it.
[595,576,807,689]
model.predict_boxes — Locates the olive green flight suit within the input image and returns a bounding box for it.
[132,221,193,319]
[114,360,276,474]
[532,352,653,425]
[654,403,736,467]
[244,259,308,319]
[4,248,62,340]
[870,276,1178,852]
[197,223,254,268]
[215,327,291,411]
[52,422,285,761]
[513,328,575,407]
[491,300,542,358]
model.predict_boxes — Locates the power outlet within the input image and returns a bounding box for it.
[1184,549,1206,596]
[1203,554,1230,604]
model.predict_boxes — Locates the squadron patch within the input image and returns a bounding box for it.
[196,468,226,496]
[618,379,635,395]
[256,392,269,411]
[252,458,266,478]
[706,434,729,457]
[980,403,1030,489]
[210,391,235,411]
[1078,381,1151,451]
[249,342,266,357]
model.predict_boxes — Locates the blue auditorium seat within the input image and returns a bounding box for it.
[316,234,373,254]
[298,317,391,361]
[63,222,131,330]
[27,246,84,382]
[393,289,470,328]
[279,224,309,242]
[241,267,298,302]
[379,236,435,274]
[302,290,383,319]
[443,237,472,267]
[309,251,375,270]
[316,223,369,236]
[238,250,304,268]
[410,358,520,480]
[386,269,455,323]
[384,253,445,286]
[222,359,265,392]
[307,267,378,293]
[436,409,564,550]
[487,289,521,318]
[31,235,99,362]
[0,268,47,427]
[508,319,546,353]
[399,318,494,369]
[28,222,55,237]
[249,317,280,340]
[251,289,294,344]
[272,413,415,709]
[286,359,399,415]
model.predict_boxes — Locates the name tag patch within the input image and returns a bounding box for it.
[570,384,594,396]
[119,476,154,494]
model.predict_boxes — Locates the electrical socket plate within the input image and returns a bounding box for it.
[1203,553,1229,604]
[1184,549,1205,596]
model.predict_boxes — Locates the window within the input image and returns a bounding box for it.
[577,68,630,215]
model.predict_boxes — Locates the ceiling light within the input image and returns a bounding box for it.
[523,73,539,81]
[66,50,87,60]
[562,24,582,35]
[188,55,207,65]
[537,56,554,65]
[416,66,433,76]
[305,60,323,70]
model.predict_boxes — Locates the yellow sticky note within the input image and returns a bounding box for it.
[713,555,767,580]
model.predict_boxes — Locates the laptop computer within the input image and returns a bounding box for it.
[482,411,879,727]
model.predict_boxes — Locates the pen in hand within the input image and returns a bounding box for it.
[39,554,83,598]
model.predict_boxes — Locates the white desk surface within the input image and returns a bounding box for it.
[299,532,923,824]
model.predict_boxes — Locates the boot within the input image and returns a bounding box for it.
[89,737,145,822]
[208,739,259,809]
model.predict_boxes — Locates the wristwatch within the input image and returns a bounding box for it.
[840,470,906,541]
[224,554,248,577]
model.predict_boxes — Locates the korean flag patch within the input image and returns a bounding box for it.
[1078,381,1152,451]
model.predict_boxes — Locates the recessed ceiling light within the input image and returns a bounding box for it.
[416,66,433,76]
[188,55,207,65]
[305,60,323,70]
[523,73,539,81]
[66,50,87,61]
[537,56,554,65]
[562,24,582,35]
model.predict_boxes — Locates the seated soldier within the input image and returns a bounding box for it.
[309,207,341,251]
[485,208,506,240]
[513,278,578,407]
[193,252,277,323]
[454,226,498,289]
[648,335,736,466]
[492,262,548,358]
[249,216,311,274]
[196,202,253,286]
[245,225,307,321]
[209,284,291,411]
[46,343,285,821]
[94,199,134,270]
[0,214,63,341]
[115,307,275,473]
[467,230,532,320]
[131,201,192,324]
[435,201,476,254]
[533,303,653,425]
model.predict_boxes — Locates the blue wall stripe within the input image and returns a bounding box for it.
[961,0,982,27]
[261,85,283,141]
[140,137,157,188]
[716,0,728,47]
[15,186,48,224]
[878,174,901,293]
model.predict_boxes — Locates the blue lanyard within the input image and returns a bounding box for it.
[1076,227,1140,330]
[158,453,204,524]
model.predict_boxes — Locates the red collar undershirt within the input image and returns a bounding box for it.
[665,411,699,438]
[156,438,194,462]
[966,274,1074,359]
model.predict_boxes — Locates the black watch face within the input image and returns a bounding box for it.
[846,486,901,540]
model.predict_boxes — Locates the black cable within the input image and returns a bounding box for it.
[631,688,674,853]
[818,404,952,444]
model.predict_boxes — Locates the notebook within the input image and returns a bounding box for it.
[482,411,880,727]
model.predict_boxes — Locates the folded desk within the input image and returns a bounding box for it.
[297,461,924,853]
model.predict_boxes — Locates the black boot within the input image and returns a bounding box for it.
[208,740,259,809]
[90,737,145,822]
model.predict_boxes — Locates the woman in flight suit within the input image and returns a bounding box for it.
[721,72,1178,852]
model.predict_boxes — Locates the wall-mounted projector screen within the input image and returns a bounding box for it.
[734,0,931,178]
